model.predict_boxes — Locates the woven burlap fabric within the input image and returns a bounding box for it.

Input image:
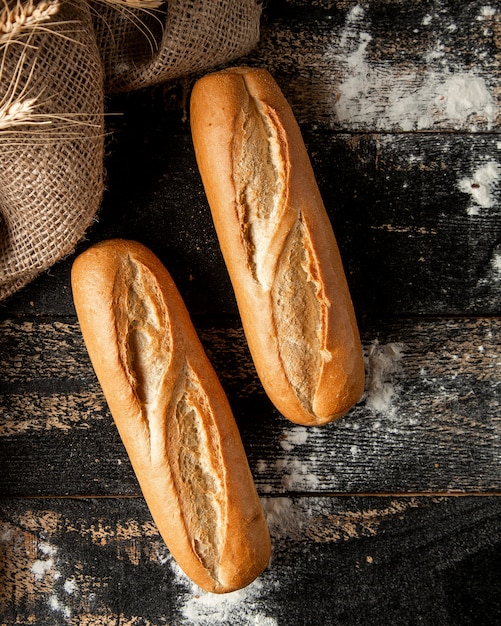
[0,0,261,300]
[91,0,262,93]
[0,0,105,300]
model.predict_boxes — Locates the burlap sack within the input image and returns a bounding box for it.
[0,0,262,300]
[91,0,263,93]
[0,0,104,300]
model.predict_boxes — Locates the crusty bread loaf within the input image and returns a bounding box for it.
[190,67,365,426]
[71,239,271,593]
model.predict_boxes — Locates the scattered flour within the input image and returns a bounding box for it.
[480,6,496,17]
[363,340,406,416]
[279,426,309,451]
[256,460,267,473]
[329,4,498,130]
[477,244,501,287]
[63,577,78,595]
[492,252,501,277]
[458,161,501,213]
[26,540,75,620]
[48,594,72,619]
[31,542,59,581]
[275,457,319,490]
[39,542,57,556]
[261,497,310,541]
[168,497,327,623]
[31,556,56,581]
[170,558,278,626]
[29,540,78,619]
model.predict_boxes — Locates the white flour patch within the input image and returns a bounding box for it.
[262,497,310,541]
[63,578,78,595]
[492,252,501,277]
[48,594,71,619]
[31,557,56,581]
[328,4,498,130]
[170,559,278,626]
[439,75,497,125]
[38,542,57,557]
[458,161,500,213]
[31,541,59,581]
[363,341,406,417]
[30,540,76,618]
[280,426,309,451]
[480,6,496,17]
[275,457,319,490]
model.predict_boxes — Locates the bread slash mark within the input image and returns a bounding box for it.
[168,362,225,582]
[272,219,328,415]
[233,94,289,290]
[114,256,173,459]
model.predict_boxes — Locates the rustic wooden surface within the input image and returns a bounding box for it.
[1,0,500,624]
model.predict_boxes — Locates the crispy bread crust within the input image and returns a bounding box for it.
[190,67,365,425]
[71,239,270,593]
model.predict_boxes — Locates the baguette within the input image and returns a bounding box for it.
[190,67,365,426]
[71,239,271,593]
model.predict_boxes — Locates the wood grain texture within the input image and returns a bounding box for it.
[0,496,499,625]
[250,0,501,131]
[0,0,499,622]
[0,317,499,496]
[1,131,500,318]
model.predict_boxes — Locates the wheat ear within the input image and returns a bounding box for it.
[0,0,59,40]
[0,38,103,153]
[1,0,86,48]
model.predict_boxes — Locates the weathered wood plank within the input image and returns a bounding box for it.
[87,1,501,133]
[246,0,501,131]
[2,130,500,318]
[0,496,499,625]
[310,132,501,315]
[0,317,499,496]
[0,3,499,623]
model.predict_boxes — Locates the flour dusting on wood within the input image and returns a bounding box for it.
[328,4,499,130]
[275,456,320,491]
[458,160,501,213]
[262,497,310,541]
[491,249,501,279]
[280,426,309,451]
[363,341,406,416]
[170,557,278,626]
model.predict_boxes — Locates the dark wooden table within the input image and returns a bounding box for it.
[1,1,500,624]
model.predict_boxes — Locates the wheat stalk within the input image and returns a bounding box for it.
[98,0,165,10]
[0,37,103,145]
[0,0,82,49]
[92,0,166,58]
[0,0,60,41]
[0,96,39,129]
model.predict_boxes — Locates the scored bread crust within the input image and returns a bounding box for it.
[190,67,365,426]
[71,239,271,593]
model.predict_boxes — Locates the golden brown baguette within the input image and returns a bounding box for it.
[190,67,365,426]
[71,239,271,593]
